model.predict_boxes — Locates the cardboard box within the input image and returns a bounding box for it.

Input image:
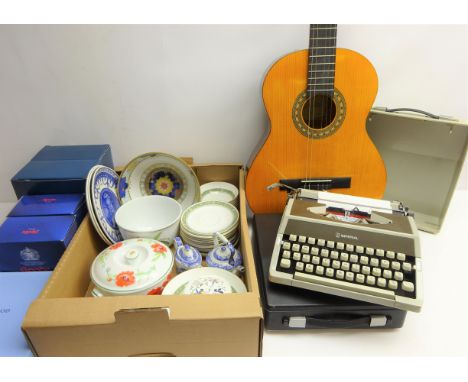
[0,215,78,272]
[8,194,87,225]
[22,164,264,356]
[11,145,114,198]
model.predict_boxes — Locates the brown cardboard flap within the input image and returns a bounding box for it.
[24,292,262,327]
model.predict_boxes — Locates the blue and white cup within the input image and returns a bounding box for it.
[174,237,202,273]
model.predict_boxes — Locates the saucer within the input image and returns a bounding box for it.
[200,182,239,206]
[162,267,247,295]
[118,153,200,211]
[91,166,123,244]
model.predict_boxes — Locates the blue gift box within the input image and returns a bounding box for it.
[11,145,113,198]
[0,271,52,356]
[8,194,87,225]
[0,216,78,272]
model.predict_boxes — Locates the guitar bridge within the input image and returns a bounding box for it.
[279,177,351,191]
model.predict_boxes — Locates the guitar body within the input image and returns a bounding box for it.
[246,48,387,213]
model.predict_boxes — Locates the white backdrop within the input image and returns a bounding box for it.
[0,24,466,202]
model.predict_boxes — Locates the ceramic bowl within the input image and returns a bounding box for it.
[90,238,174,297]
[115,195,182,245]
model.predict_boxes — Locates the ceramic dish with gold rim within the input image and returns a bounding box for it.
[117,152,200,211]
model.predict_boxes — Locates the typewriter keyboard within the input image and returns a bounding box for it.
[275,233,419,307]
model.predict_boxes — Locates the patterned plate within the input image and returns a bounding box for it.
[86,166,112,245]
[118,153,200,211]
[162,267,247,295]
[91,166,123,244]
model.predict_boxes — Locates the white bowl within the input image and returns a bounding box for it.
[115,195,182,245]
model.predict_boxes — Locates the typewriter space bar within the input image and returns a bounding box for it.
[294,272,395,300]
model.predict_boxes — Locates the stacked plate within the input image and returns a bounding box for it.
[86,165,124,245]
[200,182,239,209]
[180,201,239,253]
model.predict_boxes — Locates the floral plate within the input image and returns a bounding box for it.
[117,153,200,211]
[162,267,246,295]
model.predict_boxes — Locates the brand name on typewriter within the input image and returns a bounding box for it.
[336,232,358,241]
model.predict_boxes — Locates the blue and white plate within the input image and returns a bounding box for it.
[86,166,111,245]
[90,166,123,244]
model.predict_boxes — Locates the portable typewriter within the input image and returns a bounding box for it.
[268,188,423,312]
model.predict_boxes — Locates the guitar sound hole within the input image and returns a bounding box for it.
[301,94,336,129]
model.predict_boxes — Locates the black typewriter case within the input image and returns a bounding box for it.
[252,214,407,330]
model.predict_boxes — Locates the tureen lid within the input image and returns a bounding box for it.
[90,238,174,294]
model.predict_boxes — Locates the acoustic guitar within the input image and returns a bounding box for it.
[246,24,386,213]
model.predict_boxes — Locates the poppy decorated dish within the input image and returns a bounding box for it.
[90,238,174,297]
[117,152,200,211]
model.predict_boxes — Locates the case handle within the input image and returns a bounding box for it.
[284,314,390,328]
[383,107,440,119]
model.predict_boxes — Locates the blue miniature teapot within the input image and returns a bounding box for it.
[174,236,202,273]
[206,232,243,275]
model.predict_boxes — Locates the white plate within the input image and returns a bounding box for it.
[162,267,247,295]
[200,182,239,204]
[91,166,123,244]
[118,153,200,211]
[181,201,239,236]
[86,166,113,246]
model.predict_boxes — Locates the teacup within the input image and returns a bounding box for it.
[115,195,182,245]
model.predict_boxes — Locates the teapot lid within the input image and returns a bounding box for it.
[90,238,174,294]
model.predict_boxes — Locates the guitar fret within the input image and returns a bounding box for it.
[308,24,337,96]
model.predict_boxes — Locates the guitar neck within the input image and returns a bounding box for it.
[308,24,337,98]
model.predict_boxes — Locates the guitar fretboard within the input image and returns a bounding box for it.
[307,24,337,98]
